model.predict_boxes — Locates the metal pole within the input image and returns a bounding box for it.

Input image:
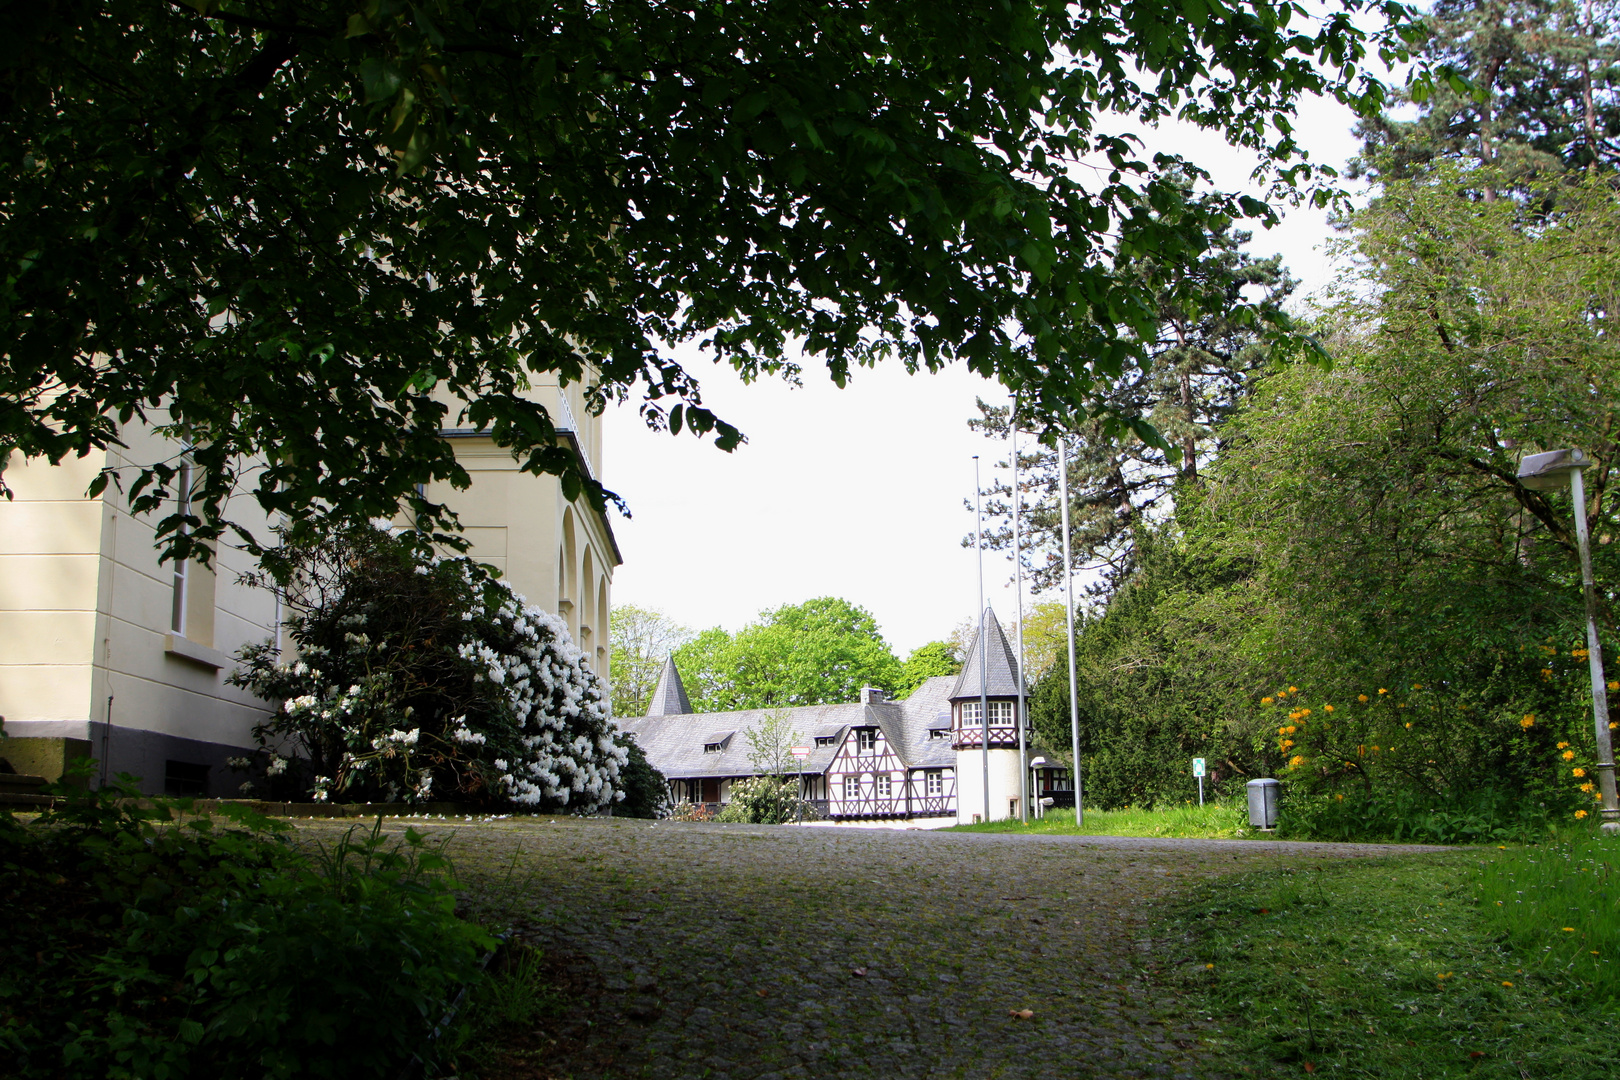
[1012,407,1029,824]
[1058,435,1083,829]
[974,455,990,824]
[1569,466,1620,833]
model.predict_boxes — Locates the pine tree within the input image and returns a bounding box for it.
[969,216,1296,601]
[1353,0,1620,198]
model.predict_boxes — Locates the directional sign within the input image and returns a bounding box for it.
[790,746,811,759]
[1192,757,1206,777]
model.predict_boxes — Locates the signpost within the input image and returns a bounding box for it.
[1192,758,1206,806]
[790,747,811,824]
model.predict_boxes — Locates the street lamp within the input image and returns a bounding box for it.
[1517,448,1620,834]
[1028,756,1047,819]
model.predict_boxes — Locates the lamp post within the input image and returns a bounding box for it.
[1517,448,1620,834]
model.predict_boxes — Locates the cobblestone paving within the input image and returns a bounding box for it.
[310,818,1451,1080]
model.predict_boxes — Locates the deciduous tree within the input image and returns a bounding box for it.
[674,597,903,710]
[5,0,1421,561]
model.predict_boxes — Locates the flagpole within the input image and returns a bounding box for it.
[974,455,990,824]
[1012,406,1029,824]
[1058,434,1083,829]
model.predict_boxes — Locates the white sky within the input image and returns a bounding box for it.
[602,91,1371,658]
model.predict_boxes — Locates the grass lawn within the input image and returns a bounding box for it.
[947,800,1264,839]
[1150,833,1620,1079]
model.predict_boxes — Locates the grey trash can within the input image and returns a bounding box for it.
[1246,778,1280,830]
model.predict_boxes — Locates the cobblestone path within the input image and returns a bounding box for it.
[341,819,1451,1080]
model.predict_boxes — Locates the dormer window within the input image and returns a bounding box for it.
[929,727,950,740]
[814,736,837,747]
[703,741,724,754]
[857,728,877,752]
[701,731,735,754]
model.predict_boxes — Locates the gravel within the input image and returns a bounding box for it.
[298,818,1452,1080]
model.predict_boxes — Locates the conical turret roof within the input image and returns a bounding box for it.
[644,656,693,716]
[948,607,1024,700]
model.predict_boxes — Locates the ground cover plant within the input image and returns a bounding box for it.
[1156,842,1620,1078]
[948,800,1255,839]
[0,778,494,1080]
[1479,831,1620,1003]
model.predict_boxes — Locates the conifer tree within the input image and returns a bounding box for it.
[1353,0,1620,197]
[970,214,1296,600]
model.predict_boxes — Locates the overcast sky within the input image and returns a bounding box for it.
[601,88,1372,658]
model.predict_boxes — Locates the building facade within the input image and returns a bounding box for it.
[0,375,616,795]
[620,610,1036,825]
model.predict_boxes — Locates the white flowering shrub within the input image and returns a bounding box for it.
[232,527,627,811]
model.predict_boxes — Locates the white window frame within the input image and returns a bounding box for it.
[876,774,891,799]
[926,770,943,797]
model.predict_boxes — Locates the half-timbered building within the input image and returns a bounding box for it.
[619,609,1034,825]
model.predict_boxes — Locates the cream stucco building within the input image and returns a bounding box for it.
[0,376,617,795]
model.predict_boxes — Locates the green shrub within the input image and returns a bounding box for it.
[0,776,494,1079]
[231,525,628,811]
[715,777,804,824]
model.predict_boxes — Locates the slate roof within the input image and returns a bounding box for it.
[644,656,692,716]
[948,607,1025,701]
[616,670,962,779]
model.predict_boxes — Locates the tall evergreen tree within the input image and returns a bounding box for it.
[969,213,1296,601]
[1353,0,1620,198]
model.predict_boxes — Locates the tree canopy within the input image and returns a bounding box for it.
[1031,161,1620,833]
[4,0,1421,560]
[672,597,903,710]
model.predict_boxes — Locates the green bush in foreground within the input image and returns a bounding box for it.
[0,778,493,1079]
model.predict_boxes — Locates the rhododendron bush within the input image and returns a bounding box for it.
[232,527,627,810]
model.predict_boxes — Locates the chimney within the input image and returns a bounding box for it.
[860,687,886,705]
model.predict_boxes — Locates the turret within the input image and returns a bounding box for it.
[950,608,1030,823]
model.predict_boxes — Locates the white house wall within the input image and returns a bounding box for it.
[1,424,283,794]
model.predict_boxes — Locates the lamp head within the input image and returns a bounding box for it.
[1517,449,1588,491]
[1029,756,1048,769]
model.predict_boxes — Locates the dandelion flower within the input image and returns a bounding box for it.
[1206,963,1215,970]
[1502,981,1514,988]
[1405,722,1413,729]
[1609,681,1618,692]
[1437,972,1452,980]
[1378,688,1388,695]
[1563,928,1576,932]
[1289,686,1299,693]
[1335,793,1344,802]
[1261,696,1274,705]
[1558,741,1571,750]
[1300,708,1312,718]
[1581,782,1595,793]
[1574,767,1587,777]
[1413,683,1423,690]
[1564,750,1577,761]
[1522,715,1536,728]
[1279,726,1289,736]
[1324,704,1335,713]
[1289,755,1306,769]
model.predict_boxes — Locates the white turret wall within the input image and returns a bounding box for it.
[955,747,1025,824]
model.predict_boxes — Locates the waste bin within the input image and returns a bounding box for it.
[1246,778,1280,830]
